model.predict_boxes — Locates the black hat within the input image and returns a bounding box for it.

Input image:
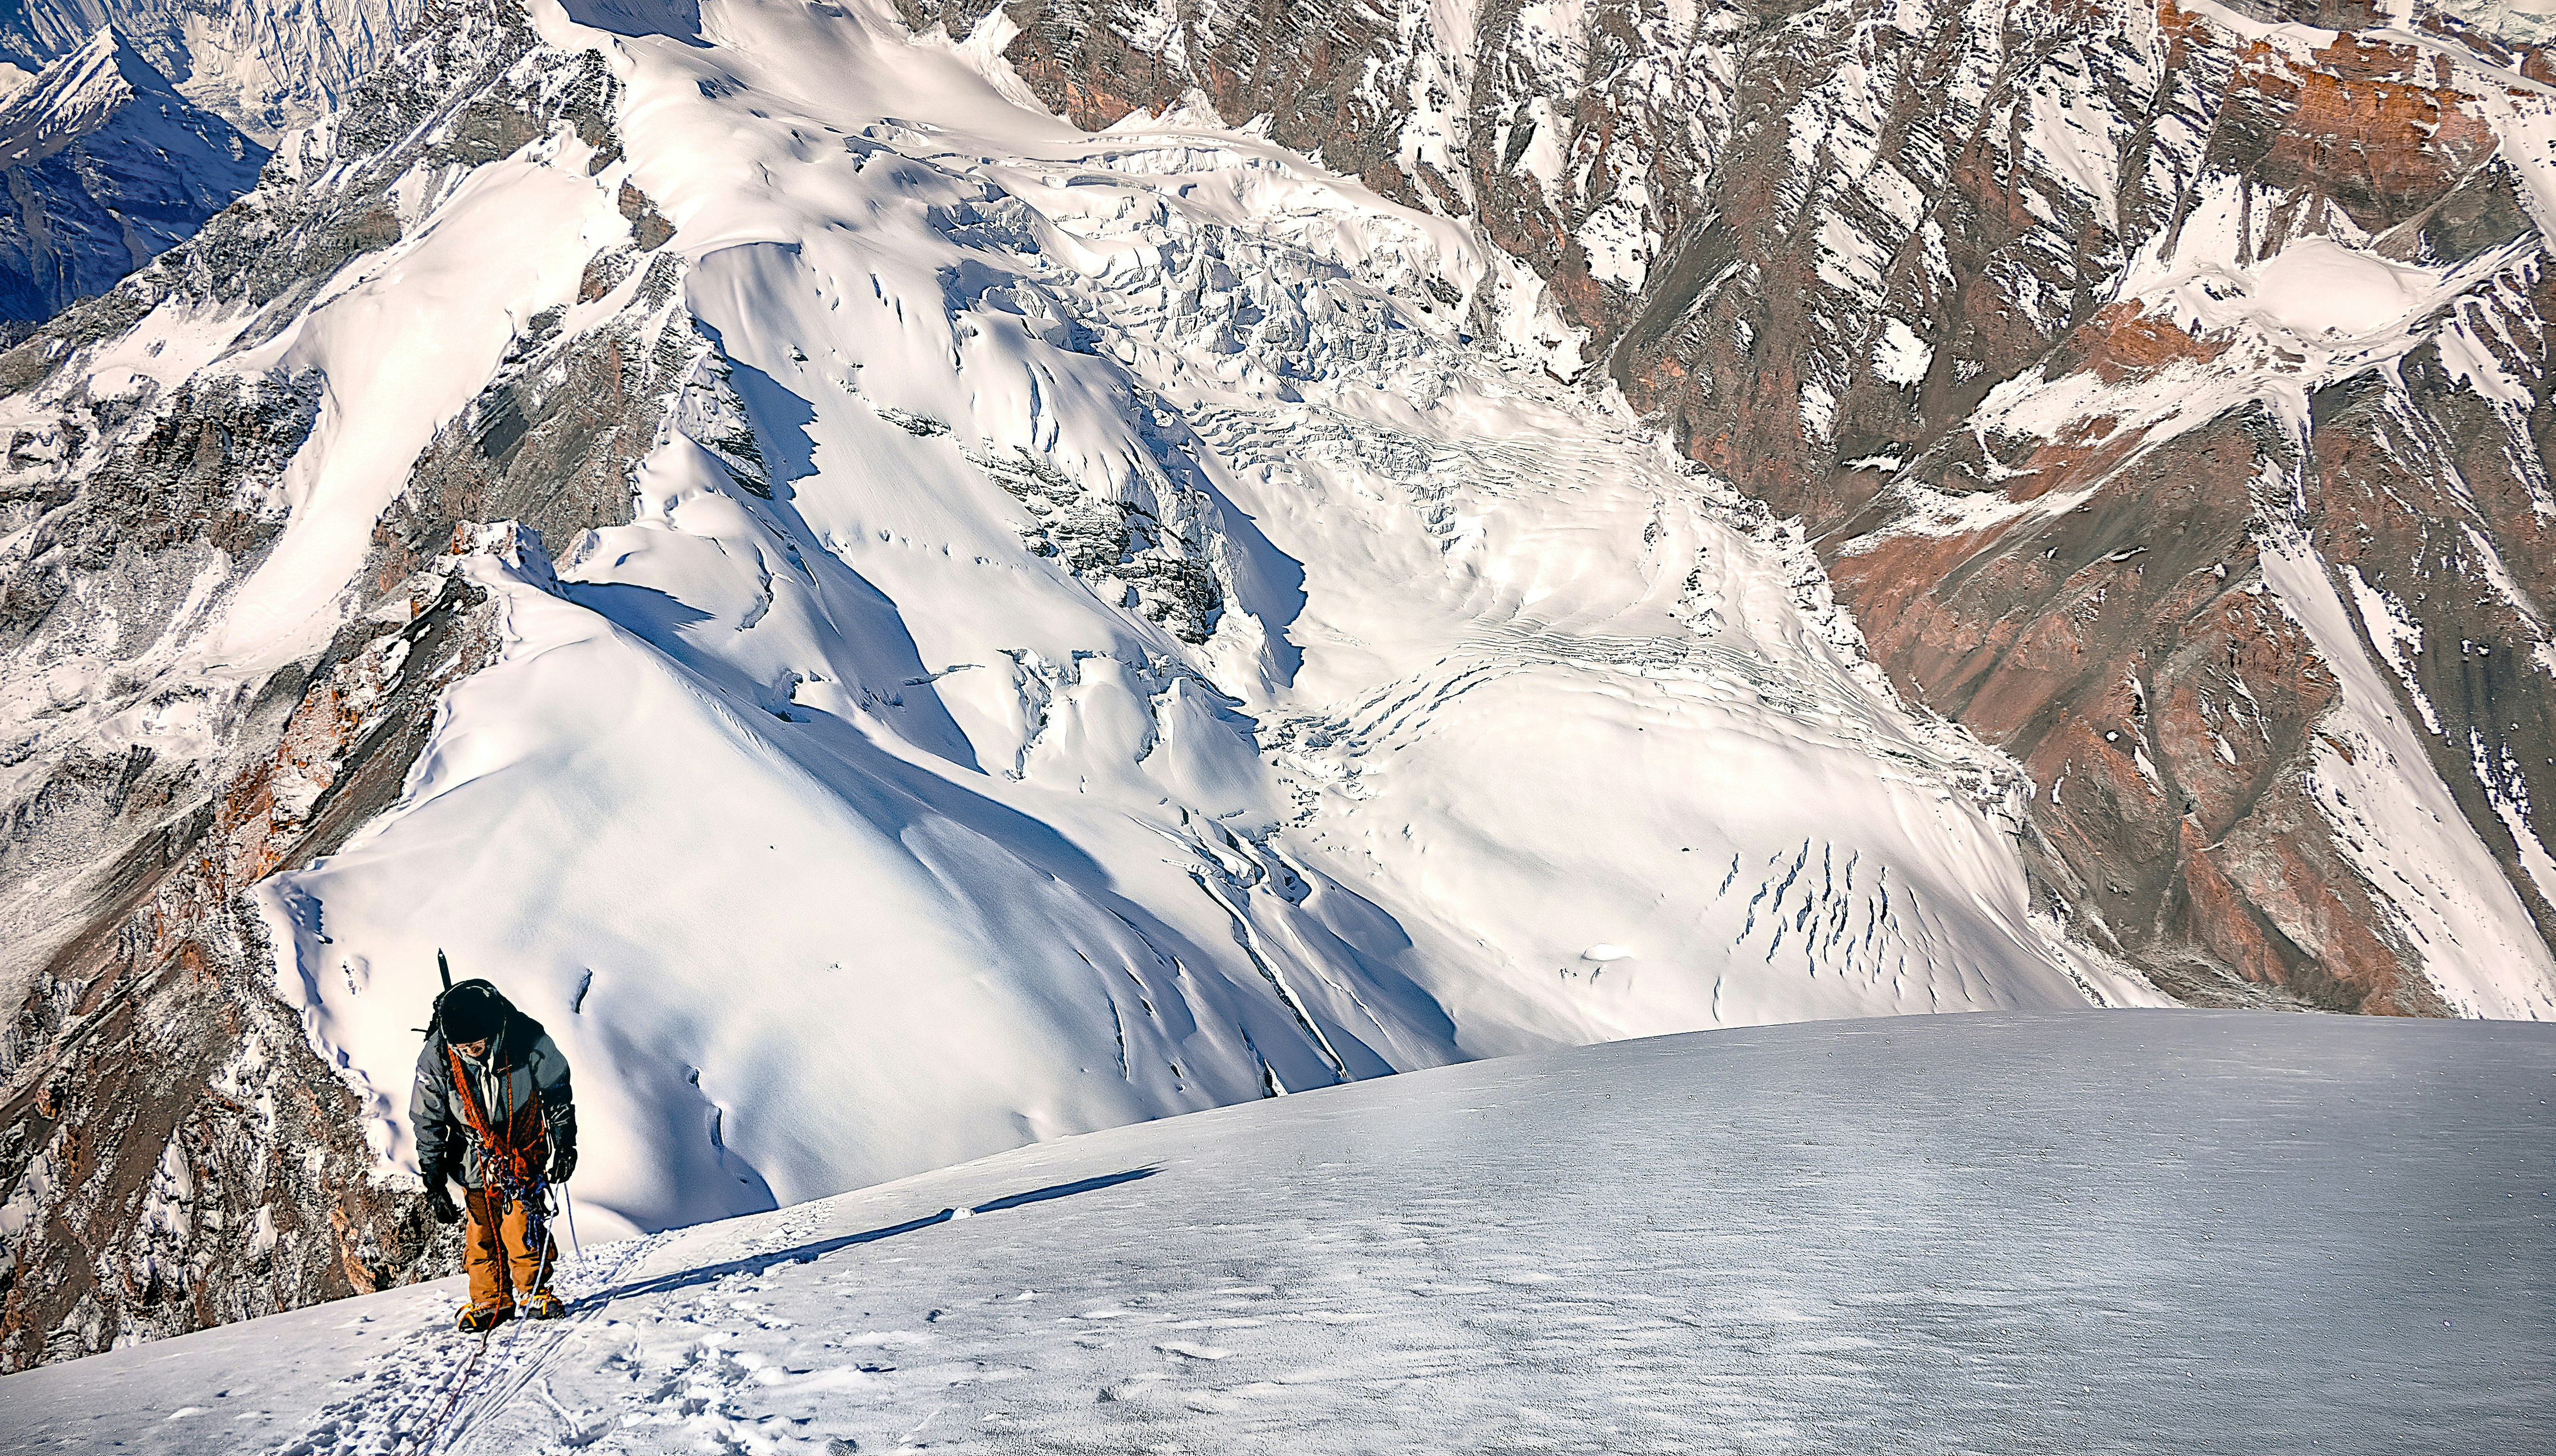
[437,980,506,1044]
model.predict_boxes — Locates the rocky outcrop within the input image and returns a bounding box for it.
[0,534,501,1369]
[905,0,2556,1014]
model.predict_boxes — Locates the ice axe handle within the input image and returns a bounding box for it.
[437,949,452,992]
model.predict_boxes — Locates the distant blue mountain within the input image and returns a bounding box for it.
[0,28,266,320]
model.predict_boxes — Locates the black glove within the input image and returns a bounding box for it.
[425,1180,462,1225]
[548,1123,578,1185]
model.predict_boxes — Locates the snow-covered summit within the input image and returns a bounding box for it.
[0,0,421,141]
[0,27,156,168]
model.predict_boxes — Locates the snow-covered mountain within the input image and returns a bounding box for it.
[0,0,421,141]
[5,0,2556,1374]
[0,0,2189,1367]
[3,1010,2549,1454]
[0,27,266,321]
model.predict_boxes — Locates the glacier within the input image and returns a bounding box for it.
[199,0,2178,1244]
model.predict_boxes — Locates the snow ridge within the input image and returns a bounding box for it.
[4,1011,2548,1454]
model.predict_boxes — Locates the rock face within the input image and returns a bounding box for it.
[0,540,497,1367]
[0,0,702,1368]
[903,0,2556,1017]
[0,29,268,322]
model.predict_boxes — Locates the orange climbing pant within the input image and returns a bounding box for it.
[462,1186,556,1313]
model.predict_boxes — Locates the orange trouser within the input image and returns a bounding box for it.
[462,1185,556,1311]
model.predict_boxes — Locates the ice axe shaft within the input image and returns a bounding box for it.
[437,948,452,992]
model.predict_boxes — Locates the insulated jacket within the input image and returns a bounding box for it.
[411,996,574,1193]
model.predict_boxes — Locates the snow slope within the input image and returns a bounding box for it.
[2,1009,2548,1454]
[189,0,2171,1246]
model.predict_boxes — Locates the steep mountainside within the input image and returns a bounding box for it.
[0,28,267,321]
[906,0,2556,1017]
[0,0,421,141]
[0,1,630,1365]
[0,0,2181,1368]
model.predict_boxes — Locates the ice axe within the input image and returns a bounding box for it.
[415,950,458,1034]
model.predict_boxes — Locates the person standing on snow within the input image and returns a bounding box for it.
[411,977,579,1330]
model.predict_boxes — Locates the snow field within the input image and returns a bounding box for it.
[0,1010,2547,1454]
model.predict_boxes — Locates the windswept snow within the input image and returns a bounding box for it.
[217,147,619,666]
[1,1011,2548,1454]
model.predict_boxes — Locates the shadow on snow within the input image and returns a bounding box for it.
[585,1167,1160,1307]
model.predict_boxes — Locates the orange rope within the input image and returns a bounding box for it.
[446,1045,544,1194]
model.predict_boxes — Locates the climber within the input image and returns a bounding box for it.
[411,975,578,1332]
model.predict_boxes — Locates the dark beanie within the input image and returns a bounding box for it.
[438,981,506,1043]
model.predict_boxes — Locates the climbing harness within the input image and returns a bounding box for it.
[406,954,577,1452]
[445,1040,555,1263]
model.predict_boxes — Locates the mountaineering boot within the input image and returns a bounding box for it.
[525,1292,566,1320]
[457,1302,513,1333]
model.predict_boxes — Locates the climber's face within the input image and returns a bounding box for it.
[455,1037,490,1059]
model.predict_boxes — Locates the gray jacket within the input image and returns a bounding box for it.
[410,1007,573,1191]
